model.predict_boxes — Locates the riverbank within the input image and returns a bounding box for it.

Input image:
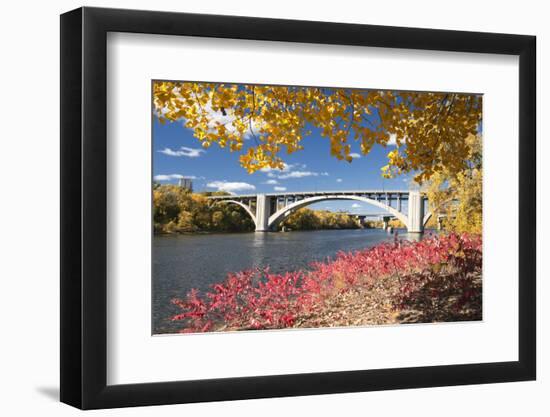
[155,224,379,236]
[170,233,482,333]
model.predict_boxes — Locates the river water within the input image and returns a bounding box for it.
[153,228,428,334]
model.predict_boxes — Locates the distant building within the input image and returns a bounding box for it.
[178,177,193,192]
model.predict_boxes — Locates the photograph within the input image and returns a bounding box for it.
[0,0,540,413]
[152,81,483,335]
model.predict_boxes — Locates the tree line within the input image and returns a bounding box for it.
[153,184,365,234]
[281,208,360,231]
[153,185,254,233]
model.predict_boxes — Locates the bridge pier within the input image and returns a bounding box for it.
[407,190,424,233]
[255,194,271,232]
[210,190,427,234]
[437,215,445,231]
[382,216,391,231]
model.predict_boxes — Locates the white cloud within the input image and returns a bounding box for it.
[349,153,361,159]
[278,171,316,179]
[154,174,200,181]
[154,174,202,182]
[388,133,398,146]
[263,179,279,185]
[273,186,287,191]
[351,203,362,208]
[259,162,327,180]
[206,181,256,193]
[336,178,343,183]
[278,170,329,179]
[262,165,287,179]
[158,146,205,158]
[260,162,293,173]
[154,174,184,181]
[260,166,279,174]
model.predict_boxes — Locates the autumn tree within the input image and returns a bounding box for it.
[281,208,359,231]
[153,82,481,183]
[152,185,255,233]
[424,134,482,234]
[388,218,406,229]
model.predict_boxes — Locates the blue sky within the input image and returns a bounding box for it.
[153,118,414,214]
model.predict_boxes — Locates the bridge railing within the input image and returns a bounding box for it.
[207,190,414,200]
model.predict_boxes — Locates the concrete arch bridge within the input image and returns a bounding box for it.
[208,190,432,233]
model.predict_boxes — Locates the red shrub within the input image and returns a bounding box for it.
[171,233,482,332]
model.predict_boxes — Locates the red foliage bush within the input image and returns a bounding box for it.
[171,233,482,332]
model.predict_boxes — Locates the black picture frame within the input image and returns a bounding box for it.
[60,6,536,410]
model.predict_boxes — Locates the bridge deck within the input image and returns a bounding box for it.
[207,189,426,233]
[207,190,413,199]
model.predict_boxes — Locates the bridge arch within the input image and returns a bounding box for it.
[423,211,433,227]
[267,195,408,230]
[213,200,257,227]
[423,211,450,230]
